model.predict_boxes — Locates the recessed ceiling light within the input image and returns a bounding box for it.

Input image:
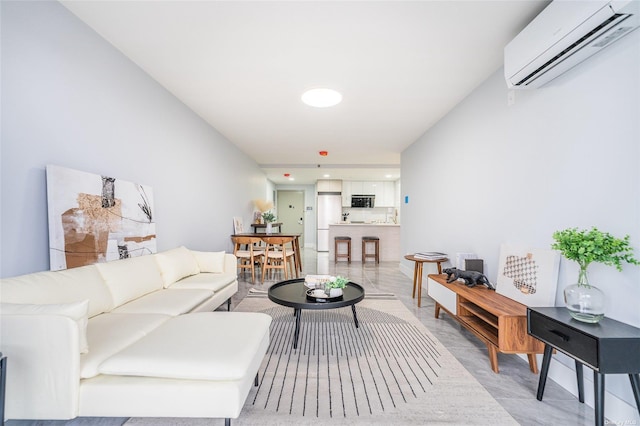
[302,88,342,108]
[323,174,330,178]
[385,174,393,178]
[288,177,295,181]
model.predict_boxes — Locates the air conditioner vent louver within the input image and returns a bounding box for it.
[505,1,640,89]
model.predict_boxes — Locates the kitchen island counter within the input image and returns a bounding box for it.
[329,223,400,262]
[331,223,400,226]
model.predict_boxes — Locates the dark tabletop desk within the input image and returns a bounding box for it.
[528,307,640,426]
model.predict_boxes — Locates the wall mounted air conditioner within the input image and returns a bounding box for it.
[505,0,640,89]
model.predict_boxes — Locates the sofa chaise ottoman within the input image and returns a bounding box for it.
[0,246,272,424]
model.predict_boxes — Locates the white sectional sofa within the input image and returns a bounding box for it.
[0,246,272,424]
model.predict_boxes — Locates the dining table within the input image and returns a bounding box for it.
[230,233,302,275]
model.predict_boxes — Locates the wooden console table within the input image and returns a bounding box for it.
[250,222,282,233]
[427,274,544,373]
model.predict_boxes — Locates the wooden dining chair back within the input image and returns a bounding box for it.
[261,236,297,282]
[231,236,264,283]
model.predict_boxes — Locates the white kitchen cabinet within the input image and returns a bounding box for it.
[350,181,364,195]
[362,181,376,195]
[342,180,396,207]
[384,181,395,206]
[342,182,352,207]
[317,179,342,192]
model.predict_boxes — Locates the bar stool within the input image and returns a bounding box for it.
[334,236,351,263]
[362,236,380,263]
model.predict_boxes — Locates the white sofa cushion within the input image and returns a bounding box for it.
[154,246,200,288]
[1,300,90,354]
[98,312,272,381]
[191,250,225,273]
[81,313,170,379]
[169,272,237,293]
[110,289,213,315]
[96,255,164,307]
[0,265,113,317]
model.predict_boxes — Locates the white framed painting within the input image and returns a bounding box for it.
[47,165,156,270]
[496,244,560,307]
[233,217,244,234]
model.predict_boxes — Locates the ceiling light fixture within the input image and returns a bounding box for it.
[302,88,342,108]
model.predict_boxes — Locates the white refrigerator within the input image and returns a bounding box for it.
[317,193,342,252]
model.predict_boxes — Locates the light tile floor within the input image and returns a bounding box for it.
[6,249,596,426]
[232,249,596,426]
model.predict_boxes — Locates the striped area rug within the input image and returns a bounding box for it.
[231,291,518,425]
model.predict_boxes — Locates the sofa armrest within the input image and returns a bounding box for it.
[0,315,80,419]
[224,253,237,275]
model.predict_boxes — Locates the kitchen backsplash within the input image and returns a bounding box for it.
[341,207,399,224]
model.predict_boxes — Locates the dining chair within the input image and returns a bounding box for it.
[261,236,297,282]
[231,236,265,283]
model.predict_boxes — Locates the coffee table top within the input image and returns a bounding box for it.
[268,278,365,310]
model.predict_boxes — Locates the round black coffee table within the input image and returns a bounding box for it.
[268,278,365,349]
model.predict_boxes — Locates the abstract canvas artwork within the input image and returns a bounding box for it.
[47,165,156,270]
[496,244,560,307]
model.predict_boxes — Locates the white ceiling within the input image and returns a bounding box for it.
[60,0,549,184]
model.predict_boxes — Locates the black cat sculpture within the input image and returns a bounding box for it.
[443,267,495,290]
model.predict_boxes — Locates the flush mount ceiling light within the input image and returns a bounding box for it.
[301,88,342,108]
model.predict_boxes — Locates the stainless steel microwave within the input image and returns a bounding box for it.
[351,195,375,208]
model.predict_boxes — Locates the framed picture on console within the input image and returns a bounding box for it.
[496,244,560,307]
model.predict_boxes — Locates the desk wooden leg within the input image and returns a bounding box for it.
[296,238,302,273]
[488,344,499,373]
[594,371,605,426]
[527,353,538,374]
[629,374,640,415]
[537,344,553,401]
[416,263,424,308]
[412,264,418,299]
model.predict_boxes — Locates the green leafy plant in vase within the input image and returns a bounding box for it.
[325,276,349,297]
[261,211,276,223]
[261,211,276,233]
[551,227,639,323]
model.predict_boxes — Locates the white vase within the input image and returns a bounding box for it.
[266,223,272,234]
[329,288,343,297]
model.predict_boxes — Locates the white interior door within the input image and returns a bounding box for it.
[277,190,304,246]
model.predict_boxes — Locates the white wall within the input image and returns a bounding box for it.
[0,1,267,277]
[401,29,640,422]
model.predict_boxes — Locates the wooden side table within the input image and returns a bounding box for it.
[528,307,640,426]
[404,254,447,307]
